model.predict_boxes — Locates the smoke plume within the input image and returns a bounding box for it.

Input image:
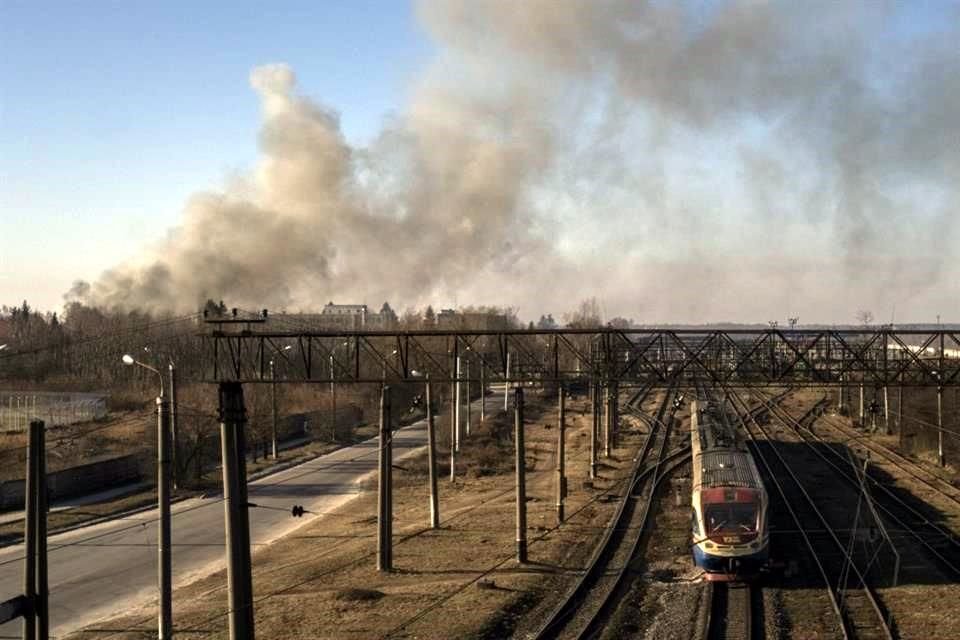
[72,1,960,323]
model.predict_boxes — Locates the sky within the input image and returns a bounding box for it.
[1,1,432,311]
[2,1,958,324]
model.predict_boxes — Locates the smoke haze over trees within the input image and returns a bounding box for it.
[68,1,960,323]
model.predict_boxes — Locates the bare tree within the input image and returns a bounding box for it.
[564,298,603,328]
[856,309,874,326]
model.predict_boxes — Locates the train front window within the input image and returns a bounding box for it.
[704,504,757,533]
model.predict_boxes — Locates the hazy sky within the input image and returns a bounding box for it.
[1,1,431,310]
[2,2,958,324]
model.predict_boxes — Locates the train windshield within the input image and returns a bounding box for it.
[704,503,758,534]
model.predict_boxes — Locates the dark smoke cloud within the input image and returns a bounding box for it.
[73,1,960,323]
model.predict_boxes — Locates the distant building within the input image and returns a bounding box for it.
[321,302,369,329]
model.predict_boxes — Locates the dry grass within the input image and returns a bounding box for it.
[65,392,651,640]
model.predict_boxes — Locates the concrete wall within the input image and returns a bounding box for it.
[0,452,142,511]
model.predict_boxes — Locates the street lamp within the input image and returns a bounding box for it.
[121,353,171,639]
[269,345,294,459]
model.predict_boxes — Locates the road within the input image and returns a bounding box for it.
[0,391,501,638]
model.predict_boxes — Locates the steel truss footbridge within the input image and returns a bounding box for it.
[200,327,960,388]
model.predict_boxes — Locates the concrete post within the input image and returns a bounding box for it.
[514,387,527,563]
[556,387,566,524]
[590,381,599,479]
[219,382,254,640]
[860,382,866,429]
[504,352,511,412]
[330,355,336,443]
[22,422,38,640]
[465,361,471,437]
[883,386,890,435]
[169,362,179,489]
[270,360,278,459]
[377,386,393,571]
[480,365,486,423]
[35,420,48,640]
[157,396,172,639]
[604,384,612,458]
[426,378,439,529]
[454,356,461,453]
[938,386,945,467]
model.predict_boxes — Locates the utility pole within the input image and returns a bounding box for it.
[504,352,511,411]
[454,356,461,452]
[23,421,39,640]
[21,420,49,640]
[269,360,278,459]
[34,420,48,640]
[157,395,173,639]
[897,384,904,448]
[377,386,393,571]
[465,360,471,437]
[883,385,890,434]
[329,355,336,443]
[860,381,866,429]
[169,362,179,490]
[449,351,456,482]
[514,387,527,563]
[937,385,945,467]
[556,387,566,524]
[219,382,254,640]
[480,365,485,423]
[603,384,611,458]
[611,380,618,449]
[426,377,439,529]
[590,380,599,479]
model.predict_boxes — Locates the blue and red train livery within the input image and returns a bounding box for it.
[690,398,769,581]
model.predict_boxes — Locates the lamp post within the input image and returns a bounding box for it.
[122,354,171,639]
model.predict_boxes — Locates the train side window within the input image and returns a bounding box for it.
[691,508,700,536]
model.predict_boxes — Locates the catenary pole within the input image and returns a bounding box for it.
[35,420,48,640]
[269,360,278,459]
[514,387,527,563]
[377,386,393,571]
[157,395,173,639]
[169,362,179,489]
[22,421,38,640]
[426,377,439,528]
[556,387,566,524]
[219,382,254,640]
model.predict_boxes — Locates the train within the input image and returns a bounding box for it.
[690,397,769,581]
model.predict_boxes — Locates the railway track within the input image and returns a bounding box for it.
[703,581,754,640]
[753,391,960,582]
[806,403,960,511]
[532,385,688,640]
[728,391,894,640]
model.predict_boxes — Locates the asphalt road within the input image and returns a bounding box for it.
[0,398,482,637]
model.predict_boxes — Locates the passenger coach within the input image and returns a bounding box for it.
[690,398,769,580]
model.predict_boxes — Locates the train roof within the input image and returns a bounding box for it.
[696,449,762,490]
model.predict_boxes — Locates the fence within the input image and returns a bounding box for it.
[0,452,142,511]
[0,391,108,431]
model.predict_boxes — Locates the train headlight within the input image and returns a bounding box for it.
[704,542,714,549]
